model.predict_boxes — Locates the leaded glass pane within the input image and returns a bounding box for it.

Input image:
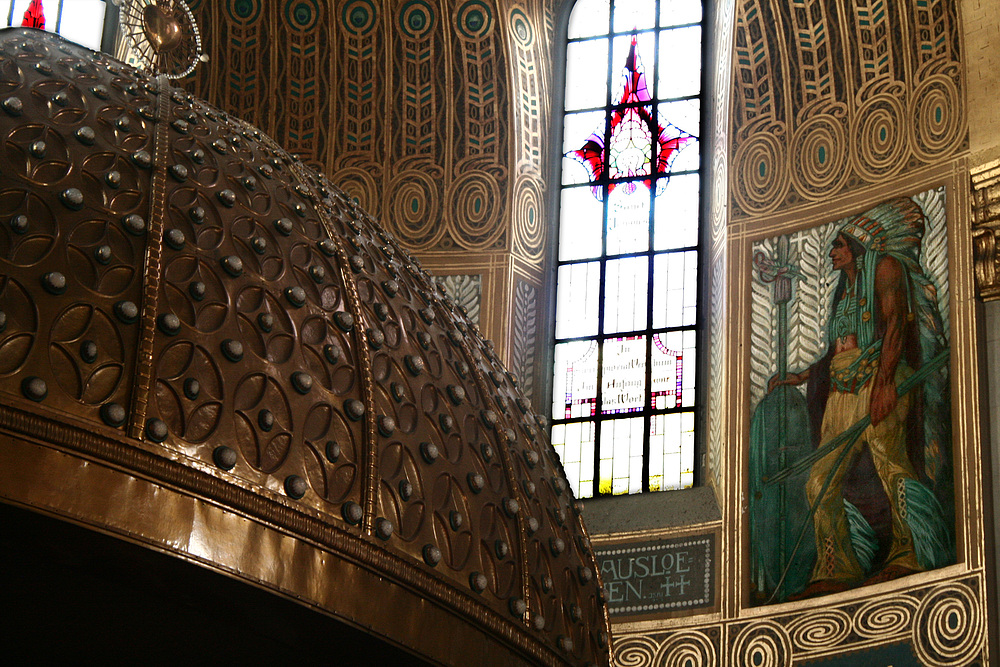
[551,422,597,498]
[612,0,656,33]
[59,0,107,50]
[657,26,702,99]
[601,336,646,414]
[559,187,604,261]
[657,98,700,136]
[565,39,609,111]
[599,417,644,494]
[655,330,696,406]
[611,33,656,103]
[603,257,648,333]
[568,0,610,39]
[653,173,699,250]
[553,340,599,419]
[555,262,600,338]
[659,0,702,27]
[650,334,684,408]
[606,187,650,255]
[652,250,698,328]
[648,412,695,491]
[562,111,605,186]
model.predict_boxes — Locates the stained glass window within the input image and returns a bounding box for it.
[3,0,113,52]
[552,0,702,498]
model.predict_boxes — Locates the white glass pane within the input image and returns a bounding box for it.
[563,110,606,186]
[650,333,682,408]
[0,2,13,26]
[598,417,644,495]
[551,421,596,498]
[660,0,702,27]
[612,32,656,102]
[553,341,599,419]
[653,250,698,328]
[10,0,31,26]
[601,336,646,414]
[565,39,609,111]
[653,173,699,250]
[603,256,648,333]
[569,0,610,39]
[59,0,107,51]
[559,187,604,261]
[612,0,655,33]
[606,186,649,255]
[657,26,701,99]
[555,261,600,339]
[648,412,694,491]
[658,98,700,137]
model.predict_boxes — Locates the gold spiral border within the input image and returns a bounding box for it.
[731,620,792,667]
[447,170,504,250]
[731,130,789,215]
[657,630,717,667]
[614,636,659,667]
[386,168,444,250]
[912,582,983,666]
[909,74,963,162]
[851,93,907,181]
[854,595,919,639]
[788,114,849,200]
[786,609,852,652]
[512,175,544,261]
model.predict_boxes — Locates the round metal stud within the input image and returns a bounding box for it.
[189,281,206,300]
[447,329,463,345]
[342,501,363,525]
[29,140,46,158]
[284,475,308,499]
[122,214,146,236]
[169,164,189,181]
[390,382,405,402]
[285,286,306,307]
[172,119,189,134]
[251,237,267,254]
[420,441,439,464]
[157,313,180,336]
[541,575,553,593]
[503,497,520,518]
[469,572,487,593]
[526,517,540,534]
[291,371,313,394]
[423,545,441,566]
[554,508,566,525]
[578,566,594,584]
[439,414,454,433]
[213,446,237,470]
[557,636,573,654]
[116,115,131,131]
[216,189,236,207]
[325,440,341,462]
[375,518,394,540]
[190,148,205,164]
[367,327,384,349]
[221,339,243,362]
[317,239,335,256]
[399,479,413,500]
[416,332,431,349]
[523,450,539,468]
[2,96,23,116]
[258,163,274,178]
[523,480,536,496]
[114,300,139,323]
[51,91,69,106]
[455,361,470,378]
[381,279,399,297]
[183,378,200,400]
[344,399,365,421]
[333,311,354,332]
[241,175,257,191]
[99,402,126,427]
[509,598,527,618]
[404,355,424,376]
[274,218,293,236]
[292,202,306,217]
[21,376,47,402]
[188,206,206,225]
[145,418,168,443]
[0,310,6,332]
[495,540,509,560]
[131,150,152,168]
[211,139,228,154]
[377,415,396,437]
[221,255,243,277]
[257,312,274,332]
[549,537,565,556]
[41,271,66,295]
[163,228,185,250]
[449,510,464,531]
[9,214,27,234]
[60,188,83,210]
[373,303,389,321]
[349,255,364,273]
[516,398,531,414]
[553,477,567,495]
[309,265,325,282]
[419,307,435,324]
[532,615,546,631]
[446,385,465,405]
[481,442,494,461]
[258,409,274,431]
[323,344,341,364]
[481,409,498,429]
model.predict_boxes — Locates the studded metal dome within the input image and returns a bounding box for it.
[0,29,609,666]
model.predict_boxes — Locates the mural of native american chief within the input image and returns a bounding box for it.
[748,191,954,605]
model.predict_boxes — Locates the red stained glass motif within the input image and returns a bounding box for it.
[569,35,691,200]
[21,0,46,29]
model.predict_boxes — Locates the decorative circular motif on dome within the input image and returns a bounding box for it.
[48,304,125,405]
[512,175,543,260]
[912,582,983,666]
[399,0,435,39]
[731,129,789,214]
[788,113,849,200]
[731,621,792,667]
[0,276,37,377]
[909,74,962,162]
[851,92,906,180]
[227,0,261,23]
[342,0,376,36]
[509,9,533,48]
[285,0,320,30]
[448,170,503,250]
[387,169,444,250]
[456,0,494,40]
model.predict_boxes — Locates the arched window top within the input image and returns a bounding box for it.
[551,0,704,499]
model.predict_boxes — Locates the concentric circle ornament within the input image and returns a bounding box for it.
[787,609,851,651]
[512,175,543,261]
[731,128,789,215]
[227,0,261,24]
[118,0,205,79]
[657,631,716,667]
[333,166,379,216]
[285,0,320,31]
[613,636,658,667]
[854,596,918,638]
[912,582,983,666]
[789,113,849,200]
[448,170,504,250]
[909,74,963,162]
[456,0,494,40]
[342,0,376,36]
[731,621,792,667]
[399,0,435,39]
[387,169,444,250]
[852,91,907,180]
[509,9,533,48]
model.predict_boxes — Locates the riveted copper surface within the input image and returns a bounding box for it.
[0,29,609,666]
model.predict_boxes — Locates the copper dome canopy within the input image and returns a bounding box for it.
[0,29,609,666]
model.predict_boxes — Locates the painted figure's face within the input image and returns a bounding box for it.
[830,234,854,271]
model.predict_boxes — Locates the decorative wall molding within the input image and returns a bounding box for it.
[971,159,1000,300]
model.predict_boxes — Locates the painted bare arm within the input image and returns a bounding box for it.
[768,366,811,392]
[870,255,906,425]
